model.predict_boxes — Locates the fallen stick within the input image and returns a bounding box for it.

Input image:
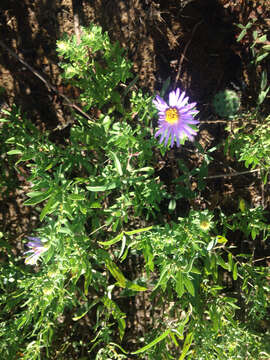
[0,39,93,123]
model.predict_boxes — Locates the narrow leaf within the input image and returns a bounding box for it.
[126,281,147,291]
[69,193,85,201]
[125,226,152,236]
[179,332,194,360]
[105,259,127,287]
[183,276,195,297]
[99,232,124,247]
[7,149,22,155]
[131,329,171,354]
[233,262,238,280]
[110,151,123,176]
[175,271,185,298]
[24,189,52,206]
[228,252,233,272]
[86,182,117,192]
[216,255,229,270]
[40,195,59,221]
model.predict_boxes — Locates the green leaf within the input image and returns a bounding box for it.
[169,199,176,211]
[260,70,268,90]
[27,191,46,198]
[251,228,257,240]
[256,52,269,64]
[105,258,127,287]
[99,226,152,248]
[175,271,185,298]
[257,34,267,43]
[179,332,194,360]
[125,226,152,236]
[118,317,126,341]
[20,152,35,162]
[216,255,229,270]
[86,182,117,192]
[228,252,233,272]
[102,296,126,340]
[24,189,52,205]
[99,232,124,247]
[72,308,90,321]
[183,276,195,297]
[7,149,22,155]
[6,137,15,144]
[262,44,270,51]
[131,329,171,354]
[233,262,238,280]
[143,243,154,272]
[239,198,246,212]
[89,201,102,208]
[216,235,228,244]
[237,29,246,42]
[110,151,123,176]
[68,193,85,201]
[190,266,201,274]
[170,332,179,347]
[40,195,59,221]
[84,272,92,295]
[126,281,147,291]
[153,265,170,291]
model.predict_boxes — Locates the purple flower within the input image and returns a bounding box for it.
[153,88,199,147]
[24,237,48,265]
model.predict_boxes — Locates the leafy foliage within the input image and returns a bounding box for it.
[0,23,270,360]
[226,114,270,182]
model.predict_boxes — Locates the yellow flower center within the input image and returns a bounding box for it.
[165,108,179,124]
[199,221,211,231]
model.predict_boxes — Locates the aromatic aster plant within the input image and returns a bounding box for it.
[0,22,270,360]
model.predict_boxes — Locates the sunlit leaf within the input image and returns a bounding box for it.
[179,332,194,360]
[24,189,53,206]
[86,182,118,191]
[233,262,238,280]
[131,329,171,354]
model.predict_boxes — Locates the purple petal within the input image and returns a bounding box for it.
[27,236,42,243]
[159,129,167,144]
[183,124,196,134]
[164,130,171,146]
[155,127,166,138]
[177,92,187,107]
[179,102,197,113]
[25,253,40,265]
[186,118,200,125]
[169,89,179,107]
[153,95,169,112]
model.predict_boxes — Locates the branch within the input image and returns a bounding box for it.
[204,168,260,180]
[0,39,93,123]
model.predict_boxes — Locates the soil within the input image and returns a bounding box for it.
[0,0,270,357]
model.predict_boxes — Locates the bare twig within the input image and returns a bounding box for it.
[204,168,260,180]
[72,0,82,44]
[0,39,93,123]
[174,20,203,89]
[252,256,270,264]
[199,120,229,124]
